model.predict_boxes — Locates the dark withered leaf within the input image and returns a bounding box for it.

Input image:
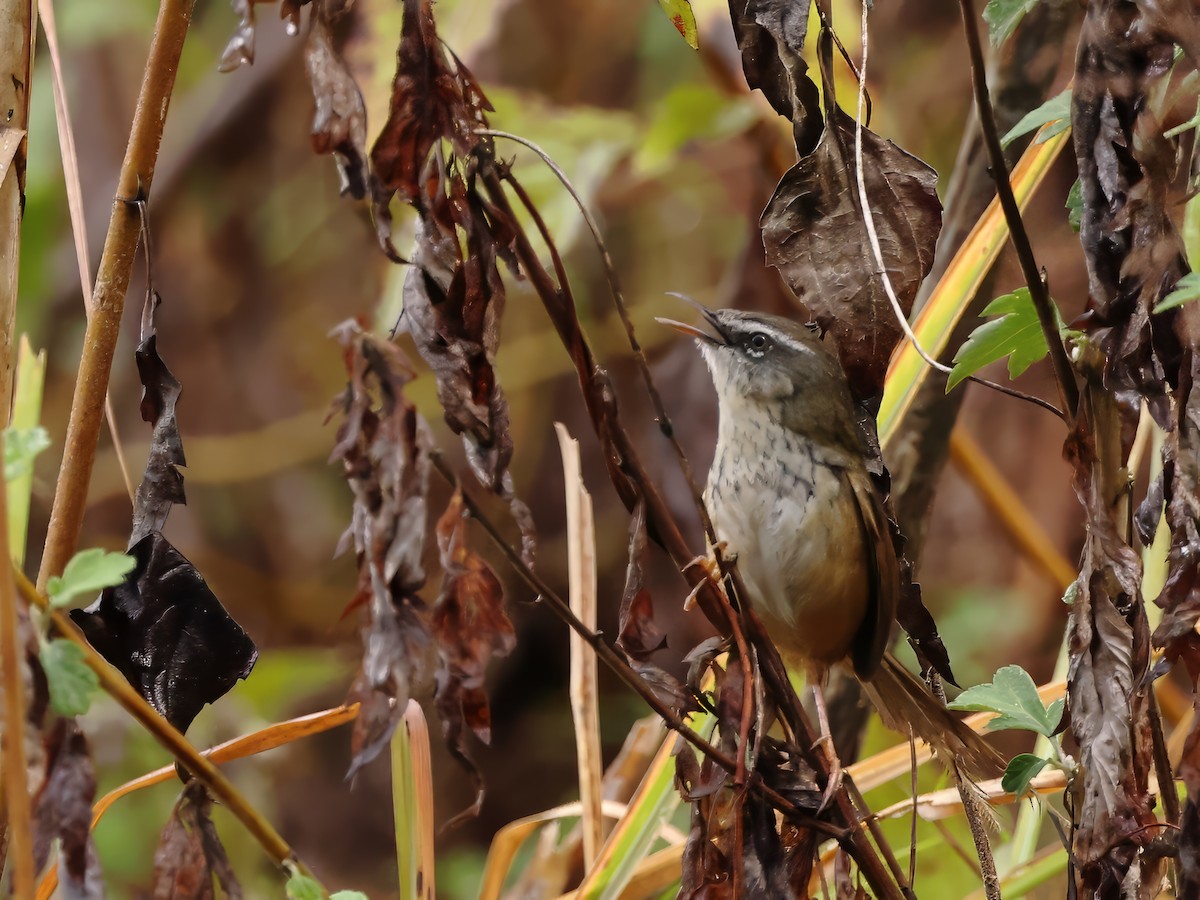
[1178,708,1200,896]
[370,0,490,207]
[71,533,257,734]
[152,782,242,900]
[33,719,102,898]
[131,293,186,549]
[329,320,436,777]
[726,0,822,154]
[431,490,515,826]
[401,166,535,563]
[1073,0,1182,422]
[1064,380,1159,892]
[762,107,942,402]
[306,0,368,199]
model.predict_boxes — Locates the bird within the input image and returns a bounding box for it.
[659,301,1002,780]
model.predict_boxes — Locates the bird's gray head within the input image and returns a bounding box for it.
[658,302,862,451]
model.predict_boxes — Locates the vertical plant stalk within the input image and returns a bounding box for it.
[555,423,604,868]
[0,435,34,896]
[38,0,195,588]
[390,700,435,900]
[0,0,34,418]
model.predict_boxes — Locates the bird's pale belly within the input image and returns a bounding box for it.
[707,448,869,676]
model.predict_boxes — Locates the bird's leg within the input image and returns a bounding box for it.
[812,682,843,813]
[682,541,730,611]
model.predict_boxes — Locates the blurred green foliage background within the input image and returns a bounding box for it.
[19,0,1086,894]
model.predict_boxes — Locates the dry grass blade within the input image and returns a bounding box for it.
[555,423,604,868]
[38,0,135,501]
[391,699,435,900]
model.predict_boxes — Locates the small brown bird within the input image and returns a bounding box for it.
[661,302,1001,777]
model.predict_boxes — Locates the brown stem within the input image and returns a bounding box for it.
[0,434,34,899]
[14,571,311,878]
[957,0,1080,420]
[37,0,195,588]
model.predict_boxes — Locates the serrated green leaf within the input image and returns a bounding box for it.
[656,0,698,49]
[40,639,100,717]
[46,547,136,608]
[948,289,1060,390]
[330,893,367,900]
[1153,271,1200,314]
[1066,179,1083,233]
[948,665,1063,736]
[4,425,50,481]
[286,872,325,900]
[983,0,1039,46]
[1001,753,1051,798]
[1001,89,1071,149]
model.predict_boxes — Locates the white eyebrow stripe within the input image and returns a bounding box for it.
[744,322,819,357]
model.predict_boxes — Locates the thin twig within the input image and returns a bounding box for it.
[14,571,313,878]
[848,3,1065,423]
[481,129,720,544]
[0,432,35,898]
[956,0,1080,419]
[38,0,196,588]
[1146,687,1180,825]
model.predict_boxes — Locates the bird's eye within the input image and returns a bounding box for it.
[746,332,770,356]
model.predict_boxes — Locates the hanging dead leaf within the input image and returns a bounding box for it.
[33,719,102,897]
[151,782,242,899]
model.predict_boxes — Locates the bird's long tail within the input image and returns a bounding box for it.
[859,653,1005,780]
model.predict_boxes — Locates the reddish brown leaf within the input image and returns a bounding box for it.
[33,719,102,897]
[430,490,515,825]
[151,782,242,900]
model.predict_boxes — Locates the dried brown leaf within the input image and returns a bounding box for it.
[33,719,102,897]
[306,0,368,199]
[151,782,242,900]
[430,490,515,826]
[761,107,942,402]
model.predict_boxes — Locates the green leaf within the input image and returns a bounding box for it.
[46,547,136,608]
[330,893,368,900]
[40,639,100,717]
[948,289,1062,390]
[983,0,1040,46]
[286,872,325,900]
[1066,179,1083,233]
[1001,89,1071,149]
[656,0,699,49]
[1154,271,1200,314]
[1001,753,1051,798]
[948,665,1063,736]
[3,425,50,481]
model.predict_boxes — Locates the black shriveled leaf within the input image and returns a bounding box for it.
[70,533,257,734]
[401,164,535,563]
[33,719,102,898]
[370,0,491,210]
[305,0,368,199]
[1072,0,1182,424]
[329,320,436,776]
[1178,691,1200,897]
[131,293,186,548]
[762,107,942,402]
[151,782,242,900]
[430,490,515,827]
[726,0,822,155]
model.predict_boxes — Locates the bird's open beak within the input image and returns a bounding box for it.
[655,294,728,346]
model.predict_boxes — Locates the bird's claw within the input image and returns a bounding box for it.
[682,542,729,611]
